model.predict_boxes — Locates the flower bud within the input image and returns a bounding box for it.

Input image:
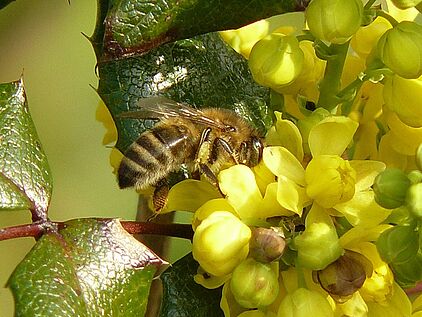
[406,183,422,218]
[230,258,279,308]
[377,21,422,79]
[390,0,422,9]
[294,222,343,270]
[314,251,370,298]
[277,288,334,317]
[305,0,363,44]
[193,211,251,276]
[407,170,422,184]
[249,227,286,263]
[305,155,356,208]
[373,168,411,209]
[376,225,419,264]
[248,34,304,89]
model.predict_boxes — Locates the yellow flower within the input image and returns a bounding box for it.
[192,211,251,277]
[306,155,356,208]
[264,114,390,227]
[277,287,334,317]
[219,13,305,59]
[294,204,344,270]
[383,74,422,128]
[351,17,392,58]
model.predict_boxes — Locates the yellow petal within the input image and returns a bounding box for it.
[261,182,295,218]
[352,242,394,303]
[413,293,422,313]
[339,224,392,249]
[218,165,263,219]
[263,146,305,186]
[309,116,358,157]
[366,283,412,317]
[386,110,422,156]
[378,133,410,170]
[194,266,231,289]
[163,179,221,213]
[221,282,247,317]
[349,160,386,192]
[277,176,309,216]
[334,190,391,228]
[252,161,276,195]
[95,101,117,146]
[336,291,368,317]
[192,198,238,231]
[266,112,304,162]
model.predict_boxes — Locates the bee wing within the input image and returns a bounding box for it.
[119,96,231,130]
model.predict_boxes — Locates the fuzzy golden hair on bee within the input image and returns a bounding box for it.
[117,97,264,211]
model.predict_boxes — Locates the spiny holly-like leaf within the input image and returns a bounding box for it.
[9,218,166,317]
[160,253,223,317]
[101,0,309,59]
[0,78,52,220]
[97,32,272,153]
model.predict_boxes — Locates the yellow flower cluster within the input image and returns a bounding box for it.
[160,2,422,316]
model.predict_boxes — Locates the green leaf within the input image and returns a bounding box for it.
[0,0,15,10]
[9,218,165,317]
[0,78,52,219]
[160,253,223,317]
[101,0,309,59]
[97,32,272,153]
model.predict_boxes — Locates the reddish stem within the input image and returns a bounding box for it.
[0,222,47,241]
[405,281,422,296]
[0,219,194,241]
[120,221,194,240]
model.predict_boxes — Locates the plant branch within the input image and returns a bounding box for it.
[120,220,194,240]
[316,42,350,111]
[0,218,194,241]
[405,281,422,295]
[0,222,47,241]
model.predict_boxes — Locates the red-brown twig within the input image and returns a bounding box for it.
[120,221,194,240]
[0,222,49,241]
[0,218,194,241]
[405,281,422,296]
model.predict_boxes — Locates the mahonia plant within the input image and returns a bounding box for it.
[1,0,422,316]
[153,0,422,316]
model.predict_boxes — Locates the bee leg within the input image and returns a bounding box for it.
[195,127,212,161]
[210,137,239,164]
[152,178,169,213]
[199,163,218,186]
[191,170,201,180]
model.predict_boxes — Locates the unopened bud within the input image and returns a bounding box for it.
[314,251,371,298]
[248,34,304,89]
[305,0,363,44]
[373,168,411,209]
[249,227,286,263]
[377,21,422,79]
[406,183,422,218]
[390,0,422,9]
[230,258,279,308]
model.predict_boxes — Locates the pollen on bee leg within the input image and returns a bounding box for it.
[153,179,170,212]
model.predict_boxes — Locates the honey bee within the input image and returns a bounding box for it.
[117,97,264,211]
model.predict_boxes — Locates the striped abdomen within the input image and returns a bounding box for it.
[118,124,197,190]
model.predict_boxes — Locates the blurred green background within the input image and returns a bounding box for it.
[0,1,141,315]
